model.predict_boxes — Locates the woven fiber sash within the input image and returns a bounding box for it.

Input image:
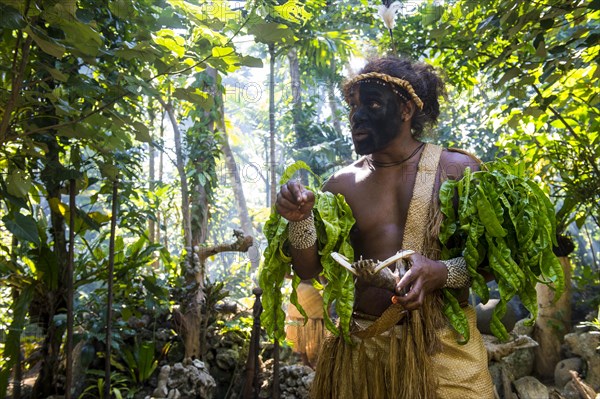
[353,143,443,339]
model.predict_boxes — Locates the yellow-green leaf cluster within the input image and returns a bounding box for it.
[259,162,355,342]
[439,157,564,341]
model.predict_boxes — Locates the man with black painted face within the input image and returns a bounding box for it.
[349,80,406,155]
[275,56,494,399]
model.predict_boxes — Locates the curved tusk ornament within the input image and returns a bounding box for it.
[331,252,358,275]
[331,250,414,276]
[373,250,414,274]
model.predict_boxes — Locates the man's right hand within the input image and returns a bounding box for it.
[275,181,315,222]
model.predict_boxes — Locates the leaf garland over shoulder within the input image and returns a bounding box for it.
[439,156,565,342]
[259,161,356,342]
[260,157,564,344]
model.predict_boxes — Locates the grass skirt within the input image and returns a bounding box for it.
[310,306,494,399]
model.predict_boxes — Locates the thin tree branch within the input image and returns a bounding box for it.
[196,230,253,265]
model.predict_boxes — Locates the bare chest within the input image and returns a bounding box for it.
[344,166,419,259]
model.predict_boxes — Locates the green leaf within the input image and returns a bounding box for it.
[476,15,498,32]
[142,276,168,300]
[438,180,458,244]
[154,29,186,57]
[496,67,522,88]
[290,274,308,323]
[422,4,444,26]
[0,186,28,210]
[314,191,355,340]
[115,42,162,62]
[60,20,104,57]
[2,213,40,245]
[212,46,235,58]
[439,157,564,341]
[273,0,313,24]
[6,169,32,198]
[278,160,320,185]
[248,23,295,44]
[46,67,69,82]
[133,121,152,143]
[172,87,214,109]
[240,55,263,68]
[75,209,105,231]
[539,18,554,29]
[57,124,97,139]
[35,245,60,289]
[490,299,510,341]
[109,0,136,19]
[476,186,506,238]
[442,289,469,344]
[137,341,158,381]
[0,4,25,29]
[24,26,66,59]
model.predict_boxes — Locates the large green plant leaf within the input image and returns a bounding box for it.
[0,3,25,29]
[2,213,40,245]
[24,25,65,58]
[248,22,295,44]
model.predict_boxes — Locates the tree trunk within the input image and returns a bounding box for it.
[32,136,67,398]
[158,94,202,359]
[65,180,76,399]
[149,112,156,246]
[287,47,307,184]
[222,135,252,233]
[214,71,259,271]
[104,178,119,398]
[269,43,277,206]
[327,59,343,137]
[159,111,165,248]
[11,285,22,399]
[287,48,303,145]
[533,256,572,378]
[163,99,192,250]
[242,288,262,399]
[191,68,216,259]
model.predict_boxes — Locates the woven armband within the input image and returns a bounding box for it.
[288,213,317,250]
[441,257,471,289]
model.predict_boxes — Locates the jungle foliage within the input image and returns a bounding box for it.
[0,0,598,396]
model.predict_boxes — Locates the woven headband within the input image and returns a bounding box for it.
[343,72,424,110]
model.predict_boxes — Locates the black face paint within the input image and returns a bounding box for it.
[348,81,405,155]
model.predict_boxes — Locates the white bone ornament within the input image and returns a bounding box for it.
[373,250,414,274]
[330,252,357,275]
[330,250,414,275]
